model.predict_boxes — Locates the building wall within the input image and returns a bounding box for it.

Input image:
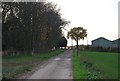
[92,38,118,48]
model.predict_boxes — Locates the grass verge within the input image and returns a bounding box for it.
[2,49,65,79]
[72,50,89,80]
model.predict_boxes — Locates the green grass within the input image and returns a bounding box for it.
[80,51,118,79]
[72,50,118,79]
[72,50,89,79]
[2,49,65,79]
[0,56,2,80]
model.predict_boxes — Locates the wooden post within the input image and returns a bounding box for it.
[76,37,78,56]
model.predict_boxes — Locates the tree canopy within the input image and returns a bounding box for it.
[67,27,87,56]
[2,2,69,55]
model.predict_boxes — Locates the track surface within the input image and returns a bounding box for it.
[27,50,73,79]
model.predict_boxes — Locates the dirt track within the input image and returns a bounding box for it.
[21,50,73,79]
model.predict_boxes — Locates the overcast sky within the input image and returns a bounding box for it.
[46,0,119,46]
[1,0,120,46]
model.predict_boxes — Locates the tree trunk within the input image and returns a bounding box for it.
[76,39,78,56]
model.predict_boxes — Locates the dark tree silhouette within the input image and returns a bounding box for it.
[2,2,69,55]
[57,37,67,47]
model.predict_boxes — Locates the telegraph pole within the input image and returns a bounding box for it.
[71,38,73,49]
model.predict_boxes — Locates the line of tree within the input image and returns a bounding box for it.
[2,2,69,55]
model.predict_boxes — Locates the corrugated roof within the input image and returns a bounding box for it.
[92,37,112,42]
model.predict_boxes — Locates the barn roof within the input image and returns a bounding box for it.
[112,38,120,46]
[92,37,112,42]
[113,38,120,42]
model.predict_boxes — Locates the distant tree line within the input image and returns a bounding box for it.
[73,45,120,53]
[79,45,120,53]
[2,2,68,55]
[91,46,120,53]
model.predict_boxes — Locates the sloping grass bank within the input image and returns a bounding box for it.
[2,49,65,79]
[72,50,118,79]
[72,50,89,79]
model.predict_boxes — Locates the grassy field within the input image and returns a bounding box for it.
[2,49,65,79]
[72,50,118,79]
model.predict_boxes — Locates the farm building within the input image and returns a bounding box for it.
[92,37,118,48]
[112,38,120,47]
